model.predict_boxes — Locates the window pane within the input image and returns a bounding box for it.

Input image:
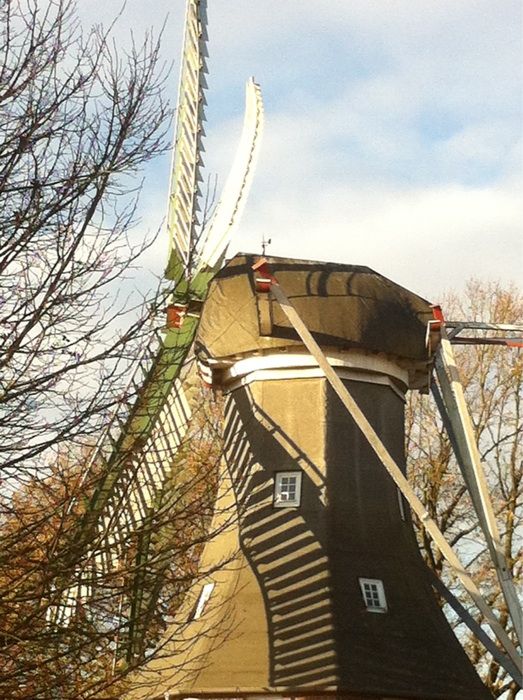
[359,578,387,613]
[274,472,302,507]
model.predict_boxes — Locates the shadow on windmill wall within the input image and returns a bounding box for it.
[220,376,491,699]
[223,381,340,689]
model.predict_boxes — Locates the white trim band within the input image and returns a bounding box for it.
[220,351,408,400]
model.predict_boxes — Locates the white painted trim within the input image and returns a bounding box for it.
[359,578,387,613]
[193,582,215,620]
[223,365,406,402]
[274,471,302,508]
[226,350,407,382]
[223,350,408,385]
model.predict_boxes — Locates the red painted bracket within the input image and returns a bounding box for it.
[166,303,188,329]
[425,304,446,354]
[252,257,276,293]
[431,304,446,327]
[166,299,203,329]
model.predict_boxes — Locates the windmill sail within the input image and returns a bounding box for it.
[166,0,209,277]
[196,77,264,271]
[51,0,264,664]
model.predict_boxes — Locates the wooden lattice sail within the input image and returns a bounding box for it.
[53,0,264,662]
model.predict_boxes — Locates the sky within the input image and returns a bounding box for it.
[77,0,522,303]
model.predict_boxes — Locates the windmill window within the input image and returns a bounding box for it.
[192,582,215,620]
[274,471,302,508]
[359,578,387,613]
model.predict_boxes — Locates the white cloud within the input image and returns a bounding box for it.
[233,181,522,300]
[75,0,522,299]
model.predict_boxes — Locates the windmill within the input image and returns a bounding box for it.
[59,0,521,696]
[128,254,522,699]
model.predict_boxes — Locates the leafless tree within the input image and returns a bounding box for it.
[0,0,170,485]
[407,281,522,698]
[0,383,223,699]
[0,0,187,695]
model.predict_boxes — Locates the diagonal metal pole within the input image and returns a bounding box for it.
[426,565,523,685]
[268,278,522,673]
[434,327,523,648]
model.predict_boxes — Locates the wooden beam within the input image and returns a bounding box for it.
[435,327,523,648]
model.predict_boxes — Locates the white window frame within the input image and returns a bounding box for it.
[359,578,387,613]
[193,582,215,620]
[273,471,302,508]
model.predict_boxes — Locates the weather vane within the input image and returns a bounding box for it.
[261,234,272,256]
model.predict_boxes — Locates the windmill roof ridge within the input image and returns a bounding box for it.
[234,250,375,274]
[228,252,432,306]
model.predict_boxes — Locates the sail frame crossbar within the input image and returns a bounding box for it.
[66,324,164,515]
[446,321,523,347]
[92,374,193,571]
[427,566,522,686]
[446,321,523,335]
[50,338,196,629]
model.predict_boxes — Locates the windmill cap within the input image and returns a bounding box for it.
[197,253,435,390]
